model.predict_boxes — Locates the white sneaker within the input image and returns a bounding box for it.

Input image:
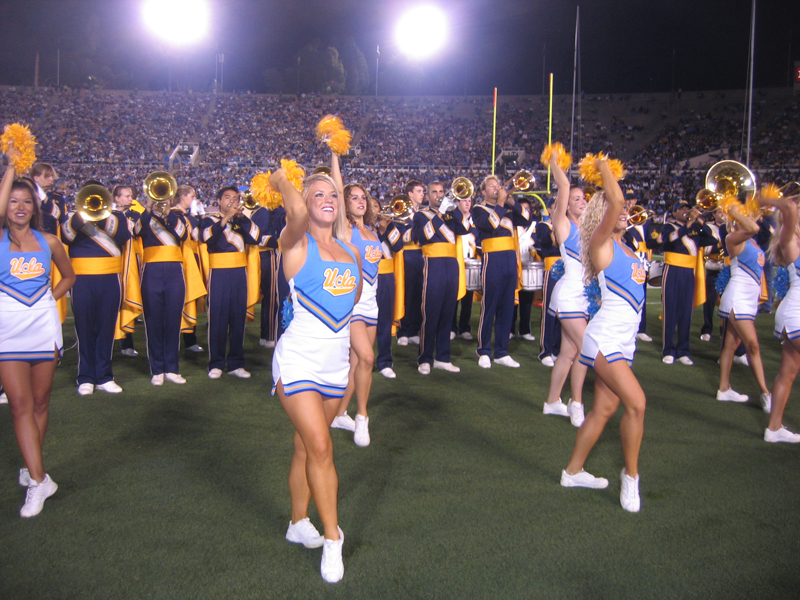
[408,336,420,345]
[733,354,750,366]
[208,368,223,379]
[662,355,674,364]
[700,333,712,342]
[321,527,344,583]
[354,415,370,447]
[450,331,456,340]
[186,344,204,352]
[379,367,396,379]
[285,518,324,548]
[20,474,58,518]
[478,355,491,369]
[509,333,515,340]
[764,426,800,443]
[716,388,749,403]
[418,363,431,375]
[228,368,251,378]
[433,360,460,372]
[460,332,473,340]
[0,391,8,404]
[522,333,536,341]
[397,336,409,346]
[259,339,276,349]
[760,393,772,413]
[678,356,694,366]
[19,468,30,486]
[560,469,609,489]
[121,348,138,357]
[543,399,569,417]
[165,373,186,384]
[567,399,585,427]
[96,381,122,393]
[331,413,356,432]
[151,374,165,386]
[494,355,520,368]
[636,333,652,342]
[541,355,556,367]
[77,383,94,396]
[620,469,641,513]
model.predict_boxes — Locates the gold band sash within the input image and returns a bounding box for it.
[664,251,706,308]
[422,243,458,258]
[481,237,516,253]
[71,256,123,275]
[664,252,695,269]
[404,242,421,251]
[378,258,395,274]
[259,247,275,254]
[544,256,560,271]
[209,252,247,269]
[143,246,182,263]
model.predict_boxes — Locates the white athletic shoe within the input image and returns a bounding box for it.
[354,415,370,447]
[509,333,515,340]
[285,518,324,548]
[543,399,570,417]
[733,354,750,366]
[541,355,556,367]
[331,413,356,432]
[418,363,431,375]
[716,388,749,403]
[560,469,609,489]
[662,355,674,364]
[760,393,772,413]
[567,399,585,427]
[764,426,800,443]
[494,355,520,368]
[522,333,536,341]
[19,468,30,486]
[677,356,694,366]
[121,348,138,357]
[460,332,473,340]
[379,367,396,379]
[228,368,251,378]
[96,381,122,393]
[700,333,712,342]
[20,474,58,518]
[636,333,652,342]
[478,355,491,369]
[0,391,7,404]
[321,527,344,583]
[450,331,456,340]
[77,383,94,396]
[151,374,165,386]
[259,339,276,349]
[620,469,641,513]
[408,336,420,345]
[186,344,204,352]
[397,336,409,346]
[165,373,186,384]
[433,360,460,372]
[208,368,223,379]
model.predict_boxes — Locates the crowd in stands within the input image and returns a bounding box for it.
[0,86,796,218]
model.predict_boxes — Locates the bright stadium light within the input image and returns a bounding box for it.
[143,0,210,46]
[395,5,448,59]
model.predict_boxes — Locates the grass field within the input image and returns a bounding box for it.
[2,288,799,599]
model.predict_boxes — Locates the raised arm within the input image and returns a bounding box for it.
[549,153,571,243]
[0,144,18,227]
[272,169,308,252]
[764,195,799,265]
[330,151,345,195]
[724,204,759,256]
[588,160,625,273]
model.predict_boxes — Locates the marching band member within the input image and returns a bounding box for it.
[764,193,800,442]
[62,181,131,395]
[622,190,656,342]
[271,168,361,584]
[700,209,726,342]
[472,175,531,368]
[0,158,75,518]
[544,155,588,426]
[112,185,141,357]
[135,190,189,385]
[715,204,771,408]
[452,194,477,340]
[200,186,260,379]
[30,162,67,236]
[413,180,468,374]
[512,196,537,341]
[373,197,404,379]
[246,196,280,348]
[536,208,561,366]
[561,159,647,513]
[396,180,426,346]
[172,185,204,353]
[660,200,716,365]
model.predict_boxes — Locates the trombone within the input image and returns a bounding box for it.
[507,170,535,193]
[378,194,414,224]
[143,171,178,216]
[626,205,654,228]
[439,176,474,213]
[75,184,113,222]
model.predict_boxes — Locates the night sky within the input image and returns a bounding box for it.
[0,0,798,95]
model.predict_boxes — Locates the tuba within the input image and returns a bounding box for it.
[379,194,414,224]
[75,184,113,222]
[695,160,756,215]
[143,171,178,215]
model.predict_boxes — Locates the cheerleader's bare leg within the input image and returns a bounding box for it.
[768,337,800,431]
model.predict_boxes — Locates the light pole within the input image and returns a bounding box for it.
[375,45,380,97]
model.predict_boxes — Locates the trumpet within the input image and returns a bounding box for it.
[242,190,259,210]
[626,205,654,227]
[439,176,474,213]
[143,170,178,216]
[378,194,414,224]
[75,184,113,222]
[507,170,535,193]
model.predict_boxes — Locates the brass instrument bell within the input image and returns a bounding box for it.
[379,194,413,223]
[508,170,535,193]
[143,171,178,214]
[242,190,259,210]
[75,184,113,222]
[626,205,654,226]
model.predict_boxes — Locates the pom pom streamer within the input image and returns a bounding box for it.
[550,259,565,283]
[251,172,282,210]
[774,266,789,302]
[715,265,731,296]
[281,297,294,329]
[316,115,351,155]
[578,152,625,188]
[1,123,37,174]
[540,142,572,171]
[281,159,305,193]
[761,183,781,201]
[583,278,601,320]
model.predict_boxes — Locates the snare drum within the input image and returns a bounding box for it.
[522,262,544,291]
[648,260,664,287]
[465,258,482,291]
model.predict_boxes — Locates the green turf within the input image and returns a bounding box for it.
[2,288,799,599]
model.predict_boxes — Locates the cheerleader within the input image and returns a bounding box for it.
[764,195,800,442]
[716,204,771,409]
[271,167,362,583]
[560,159,646,513]
[544,153,589,427]
[0,154,75,517]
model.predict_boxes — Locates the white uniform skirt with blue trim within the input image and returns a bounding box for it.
[774,288,800,340]
[550,276,589,319]
[351,278,378,326]
[579,309,638,368]
[719,275,759,321]
[0,289,63,361]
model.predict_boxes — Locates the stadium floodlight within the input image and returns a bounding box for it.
[143,0,210,46]
[395,5,447,59]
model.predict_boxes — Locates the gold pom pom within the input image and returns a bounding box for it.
[577,152,625,188]
[329,129,352,156]
[316,114,351,155]
[540,142,572,171]
[1,123,37,174]
[250,172,271,208]
[719,194,741,216]
[281,159,305,193]
[760,183,781,200]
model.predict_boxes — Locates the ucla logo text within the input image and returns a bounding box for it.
[365,245,383,263]
[323,268,357,296]
[10,257,45,280]
[631,262,647,285]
